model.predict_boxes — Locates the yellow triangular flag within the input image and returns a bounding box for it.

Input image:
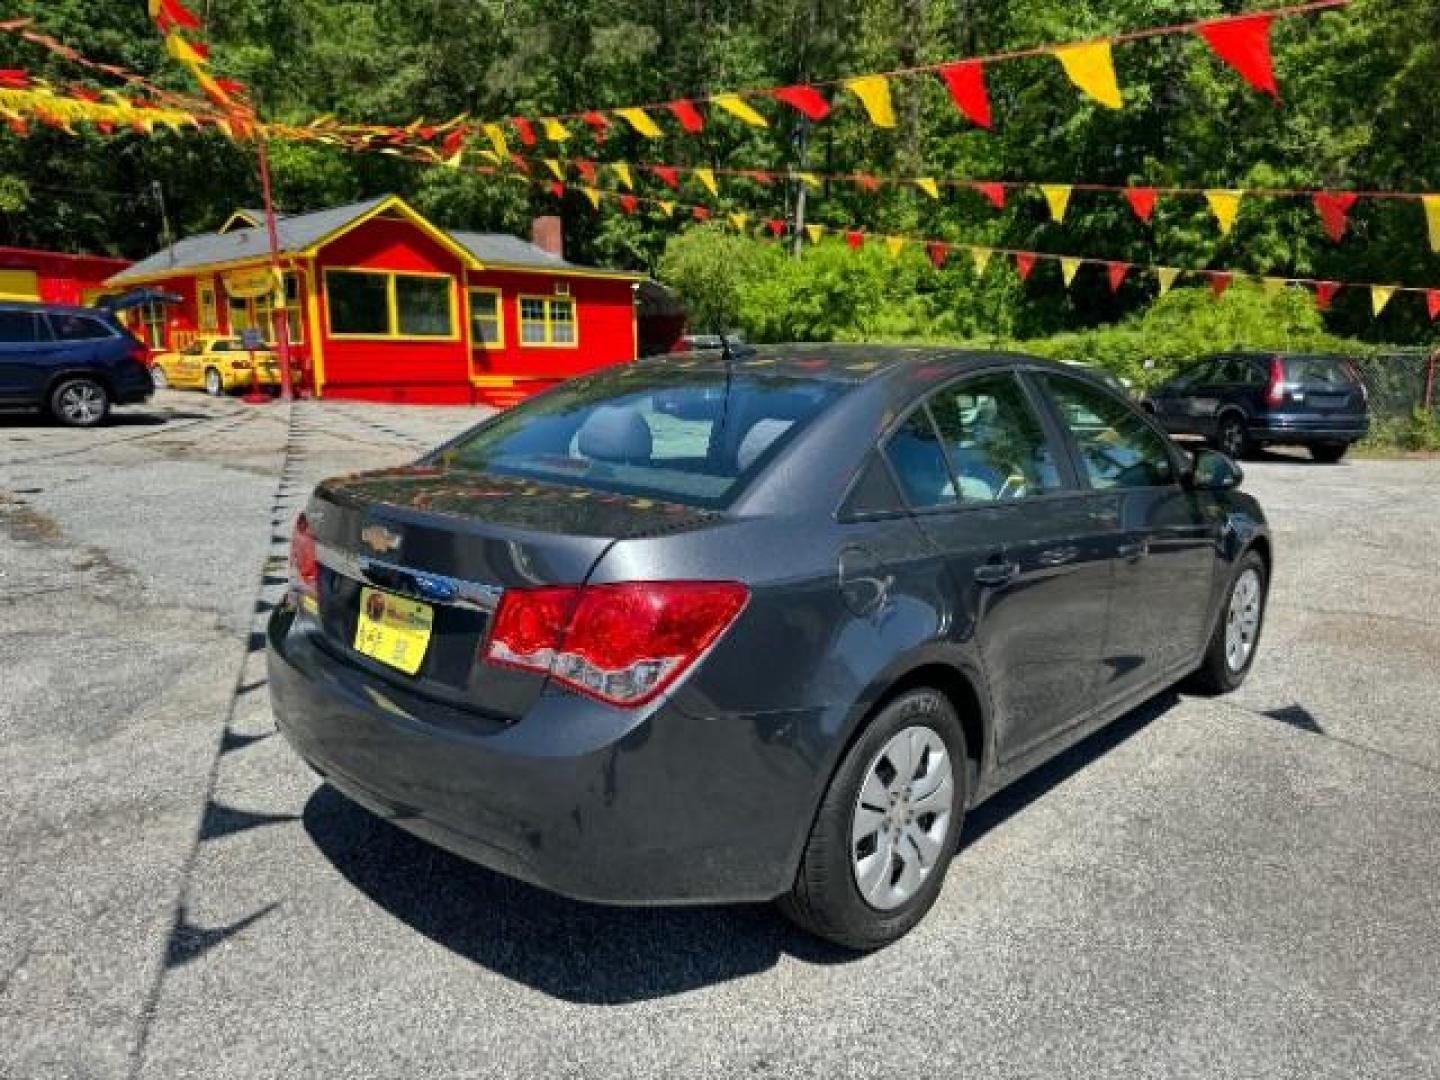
[914,178,940,200]
[1053,41,1124,110]
[540,117,570,142]
[712,93,769,127]
[482,123,509,159]
[793,172,821,190]
[886,236,907,258]
[443,148,463,169]
[580,186,601,210]
[1422,195,1440,252]
[656,200,675,217]
[844,75,896,128]
[970,247,993,276]
[1157,267,1181,295]
[728,212,749,232]
[693,168,718,197]
[164,34,208,67]
[611,163,633,190]
[477,150,501,165]
[615,107,662,138]
[1041,184,1073,222]
[1061,257,1082,286]
[542,158,564,182]
[1205,190,1243,236]
[805,223,825,245]
[1371,285,1396,316]
[1262,277,1288,295]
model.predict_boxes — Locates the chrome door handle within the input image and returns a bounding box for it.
[1037,546,1079,567]
[974,561,1018,587]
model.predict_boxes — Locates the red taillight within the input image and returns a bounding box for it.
[289,512,320,600]
[484,581,749,708]
[1265,356,1286,405]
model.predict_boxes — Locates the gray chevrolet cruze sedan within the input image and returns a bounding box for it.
[268,345,1271,949]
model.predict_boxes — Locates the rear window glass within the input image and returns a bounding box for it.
[441,366,847,508]
[50,313,115,341]
[1282,357,1360,385]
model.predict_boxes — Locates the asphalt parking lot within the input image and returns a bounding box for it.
[2,392,1438,1079]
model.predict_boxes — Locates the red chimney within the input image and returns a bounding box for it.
[531,216,563,259]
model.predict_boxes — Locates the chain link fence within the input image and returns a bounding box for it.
[1352,350,1436,420]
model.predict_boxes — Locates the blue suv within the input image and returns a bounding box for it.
[0,301,155,426]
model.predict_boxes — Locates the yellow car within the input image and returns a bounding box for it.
[149,336,294,395]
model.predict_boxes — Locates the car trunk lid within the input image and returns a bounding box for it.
[1274,356,1367,416]
[303,464,721,720]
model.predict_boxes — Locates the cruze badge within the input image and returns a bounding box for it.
[360,523,402,554]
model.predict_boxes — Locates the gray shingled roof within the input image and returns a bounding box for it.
[449,231,579,270]
[109,196,392,284]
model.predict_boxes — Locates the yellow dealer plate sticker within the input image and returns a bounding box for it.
[354,587,433,675]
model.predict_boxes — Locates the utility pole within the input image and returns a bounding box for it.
[152,180,176,267]
[255,136,295,401]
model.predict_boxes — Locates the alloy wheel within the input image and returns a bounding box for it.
[58,383,105,425]
[205,369,223,396]
[1219,418,1245,458]
[851,725,954,911]
[1224,568,1263,672]
[151,367,168,389]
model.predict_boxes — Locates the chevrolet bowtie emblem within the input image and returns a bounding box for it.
[360,524,402,554]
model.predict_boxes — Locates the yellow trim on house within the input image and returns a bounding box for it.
[107,254,272,289]
[322,267,461,342]
[516,293,579,349]
[467,286,504,348]
[302,259,327,396]
[299,196,483,270]
[219,210,263,234]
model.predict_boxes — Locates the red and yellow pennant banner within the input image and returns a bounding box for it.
[485,2,1342,145]
[144,0,254,125]
[0,82,206,136]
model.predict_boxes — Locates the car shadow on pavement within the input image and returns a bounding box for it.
[302,688,1181,1005]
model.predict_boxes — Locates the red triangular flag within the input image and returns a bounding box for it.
[0,70,30,89]
[651,165,680,190]
[417,126,437,141]
[1313,192,1359,242]
[750,171,775,185]
[927,242,949,269]
[767,218,786,237]
[618,194,638,214]
[691,206,711,221]
[1107,262,1131,293]
[153,0,202,32]
[1314,281,1340,310]
[772,85,831,121]
[96,120,115,136]
[845,230,865,251]
[574,159,597,184]
[513,117,536,146]
[1015,252,1037,281]
[1125,187,1158,222]
[855,174,881,193]
[508,154,532,175]
[549,181,565,199]
[1198,13,1279,99]
[1210,272,1233,299]
[667,99,705,133]
[581,110,610,133]
[972,182,1005,209]
[938,61,992,129]
[1428,289,1440,321]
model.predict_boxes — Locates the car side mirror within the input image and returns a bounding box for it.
[1187,448,1243,491]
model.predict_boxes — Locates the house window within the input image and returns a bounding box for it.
[518,295,577,347]
[325,270,455,338]
[197,278,219,331]
[274,272,304,345]
[469,288,502,346]
[138,302,168,348]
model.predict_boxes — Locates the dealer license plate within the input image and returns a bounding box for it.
[354,587,433,675]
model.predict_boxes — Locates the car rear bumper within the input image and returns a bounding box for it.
[266,601,823,906]
[1249,415,1368,443]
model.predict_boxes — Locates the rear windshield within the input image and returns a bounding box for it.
[440,365,847,508]
[1282,356,1361,385]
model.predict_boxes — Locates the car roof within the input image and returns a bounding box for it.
[0,300,113,317]
[638,343,1091,388]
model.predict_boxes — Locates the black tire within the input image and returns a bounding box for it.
[1309,441,1349,464]
[1213,413,1253,460]
[204,367,224,396]
[48,377,110,428]
[1189,549,1268,695]
[778,688,968,951]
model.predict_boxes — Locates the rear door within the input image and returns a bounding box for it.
[1035,372,1217,697]
[892,370,1114,762]
[0,309,59,402]
[1152,359,1221,435]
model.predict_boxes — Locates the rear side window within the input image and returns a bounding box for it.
[0,310,44,343]
[928,374,1062,501]
[50,313,115,341]
[883,409,957,508]
[1283,356,1360,386]
[443,366,846,508]
[1042,375,1175,490]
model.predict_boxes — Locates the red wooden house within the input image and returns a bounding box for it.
[105,195,648,406]
[0,246,133,307]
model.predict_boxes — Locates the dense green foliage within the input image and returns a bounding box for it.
[2,0,1438,355]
